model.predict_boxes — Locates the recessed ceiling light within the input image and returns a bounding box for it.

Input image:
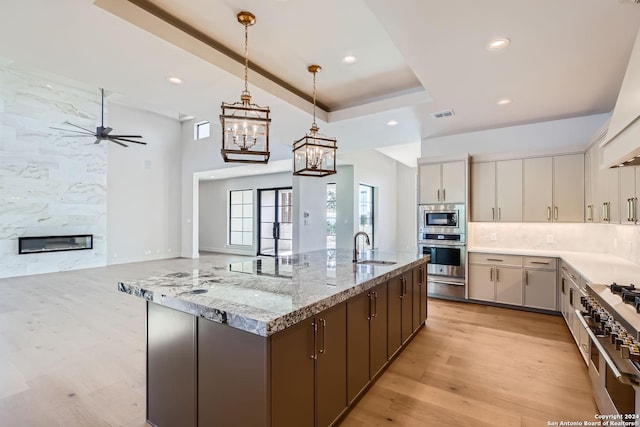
[387,120,399,126]
[487,38,510,50]
[497,98,512,105]
[210,175,216,178]
[342,55,357,64]
[168,76,183,85]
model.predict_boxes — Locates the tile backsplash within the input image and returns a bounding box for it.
[468,222,640,264]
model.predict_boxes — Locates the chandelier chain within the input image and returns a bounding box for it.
[243,22,249,95]
[312,70,317,127]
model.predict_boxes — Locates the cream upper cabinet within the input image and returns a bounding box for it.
[496,160,523,222]
[419,160,466,204]
[584,146,597,222]
[471,160,522,222]
[597,165,620,223]
[553,154,584,222]
[523,157,553,222]
[523,154,584,222]
[471,162,495,221]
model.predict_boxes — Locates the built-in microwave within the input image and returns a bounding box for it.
[419,204,465,235]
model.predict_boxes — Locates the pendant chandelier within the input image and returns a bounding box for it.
[293,65,337,177]
[220,11,271,164]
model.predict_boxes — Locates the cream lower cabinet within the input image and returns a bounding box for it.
[468,254,522,305]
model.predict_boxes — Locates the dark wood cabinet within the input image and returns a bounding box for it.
[387,275,403,358]
[412,263,428,331]
[347,282,388,403]
[271,303,347,427]
[401,272,413,343]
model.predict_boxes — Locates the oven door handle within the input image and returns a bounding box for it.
[575,310,624,382]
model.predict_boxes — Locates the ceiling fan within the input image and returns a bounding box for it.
[51,88,146,147]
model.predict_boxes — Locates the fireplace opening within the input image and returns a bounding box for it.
[18,235,93,254]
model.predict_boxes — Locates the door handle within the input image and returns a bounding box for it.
[492,207,495,221]
[310,322,318,359]
[525,270,529,286]
[588,204,593,222]
[496,268,500,282]
[319,319,326,354]
[489,267,493,281]
[554,206,558,221]
[442,188,446,201]
[561,277,565,294]
[437,189,440,202]
[372,291,378,318]
[367,292,372,320]
[547,206,551,221]
[498,207,501,221]
[634,197,638,222]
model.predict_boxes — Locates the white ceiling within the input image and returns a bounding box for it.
[1,0,640,168]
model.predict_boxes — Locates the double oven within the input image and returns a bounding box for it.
[418,204,466,299]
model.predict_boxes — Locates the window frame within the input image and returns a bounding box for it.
[358,183,375,247]
[228,189,253,247]
[194,120,211,140]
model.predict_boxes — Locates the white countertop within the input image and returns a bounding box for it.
[469,246,640,286]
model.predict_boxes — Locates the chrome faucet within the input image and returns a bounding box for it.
[353,231,371,263]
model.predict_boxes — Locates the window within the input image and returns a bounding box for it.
[326,183,337,249]
[229,189,253,246]
[359,184,374,246]
[194,121,210,140]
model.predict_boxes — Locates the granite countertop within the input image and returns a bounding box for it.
[118,249,428,337]
[469,246,640,285]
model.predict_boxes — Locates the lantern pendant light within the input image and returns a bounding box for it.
[220,11,271,164]
[293,65,337,177]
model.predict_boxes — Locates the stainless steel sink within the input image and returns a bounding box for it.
[356,260,396,266]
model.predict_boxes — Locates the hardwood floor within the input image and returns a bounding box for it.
[0,256,597,426]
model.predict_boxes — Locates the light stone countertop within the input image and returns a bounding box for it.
[469,246,640,285]
[118,249,428,337]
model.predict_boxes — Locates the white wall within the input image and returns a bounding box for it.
[106,103,181,265]
[396,164,417,252]
[422,114,610,159]
[199,172,292,256]
[0,64,107,278]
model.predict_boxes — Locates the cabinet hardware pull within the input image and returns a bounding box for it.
[319,319,326,354]
[490,267,493,281]
[530,261,550,265]
[603,203,607,222]
[496,268,500,282]
[547,206,551,221]
[492,207,495,221]
[607,202,611,222]
[311,322,318,359]
[419,267,424,285]
[498,207,501,221]
[437,189,440,202]
[554,206,558,221]
[634,198,638,222]
[569,288,574,306]
[561,277,565,293]
[561,266,567,272]
[367,292,372,320]
[443,188,446,201]
[525,270,529,286]
[587,204,592,222]
[628,199,632,222]
[372,291,378,318]
[570,274,577,280]
[486,258,503,262]
[403,276,408,296]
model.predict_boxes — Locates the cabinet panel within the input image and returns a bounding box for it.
[442,161,466,203]
[419,164,442,204]
[468,253,522,267]
[412,264,428,329]
[401,273,413,344]
[553,154,584,222]
[387,276,402,358]
[271,317,316,427]
[370,283,388,378]
[316,304,347,427]
[496,159,523,222]
[523,157,553,222]
[346,292,370,403]
[468,264,495,301]
[471,162,496,222]
[524,269,557,310]
[495,267,523,305]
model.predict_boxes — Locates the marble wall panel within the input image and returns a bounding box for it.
[0,63,107,278]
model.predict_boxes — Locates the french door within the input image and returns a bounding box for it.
[258,187,293,256]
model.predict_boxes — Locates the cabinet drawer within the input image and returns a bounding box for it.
[523,257,556,270]
[560,261,579,284]
[469,253,522,267]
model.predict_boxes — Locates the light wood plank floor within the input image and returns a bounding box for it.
[0,255,597,426]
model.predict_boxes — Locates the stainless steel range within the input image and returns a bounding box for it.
[580,283,640,420]
[418,203,466,300]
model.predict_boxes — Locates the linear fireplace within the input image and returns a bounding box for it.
[18,235,93,254]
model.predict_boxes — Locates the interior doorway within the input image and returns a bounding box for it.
[258,187,293,256]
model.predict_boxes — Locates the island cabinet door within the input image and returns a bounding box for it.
[387,276,403,358]
[316,303,348,427]
[270,316,316,427]
[347,291,371,403]
[412,263,428,331]
[369,282,388,379]
[401,272,414,344]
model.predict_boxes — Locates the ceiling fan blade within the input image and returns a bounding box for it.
[94,139,102,144]
[108,134,143,138]
[50,126,95,135]
[103,127,113,135]
[110,139,129,148]
[111,137,147,145]
[62,134,98,137]
[64,121,95,133]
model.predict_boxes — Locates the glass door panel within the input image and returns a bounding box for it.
[258,188,293,257]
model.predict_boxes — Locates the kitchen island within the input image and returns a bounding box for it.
[118,249,429,427]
